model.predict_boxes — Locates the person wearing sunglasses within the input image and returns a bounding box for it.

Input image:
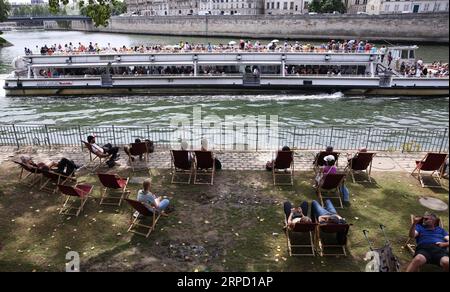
[406,212,449,272]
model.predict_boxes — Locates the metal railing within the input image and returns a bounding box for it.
[0,124,448,153]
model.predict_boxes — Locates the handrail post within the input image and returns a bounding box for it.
[439,128,448,153]
[366,127,372,150]
[44,124,51,149]
[12,124,20,149]
[329,126,334,147]
[78,125,83,151]
[292,127,297,149]
[402,127,409,153]
[112,125,116,146]
[256,123,259,151]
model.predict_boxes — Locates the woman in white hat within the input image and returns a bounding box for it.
[315,154,337,187]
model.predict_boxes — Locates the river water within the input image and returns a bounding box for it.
[0,30,448,128]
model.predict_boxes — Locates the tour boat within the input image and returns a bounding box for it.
[4,46,448,96]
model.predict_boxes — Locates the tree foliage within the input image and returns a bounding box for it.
[10,4,67,17]
[308,0,346,14]
[50,0,125,27]
[0,0,11,22]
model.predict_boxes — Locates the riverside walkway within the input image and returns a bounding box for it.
[0,145,432,173]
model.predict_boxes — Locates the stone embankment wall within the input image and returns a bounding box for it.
[63,13,450,43]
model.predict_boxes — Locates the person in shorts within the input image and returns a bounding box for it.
[406,212,449,272]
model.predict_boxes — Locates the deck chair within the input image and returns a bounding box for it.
[193,151,215,185]
[125,198,162,238]
[81,140,112,171]
[285,222,318,256]
[411,153,448,188]
[346,152,376,183]
[127,142,148,171]
[13,161,42,187]
[272,151,294,186]
[314,151,340,172]
[58,183,93,217]
[316,173,346,208]
[316,223,351,256]
[97,173,130,206]
[405,214,444,255]
[40,168,75,194]
[171,150,193,184]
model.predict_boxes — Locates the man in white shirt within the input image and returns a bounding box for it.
[87,135,119,167]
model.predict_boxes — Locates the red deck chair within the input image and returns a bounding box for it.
[125,198,162,238]
[127,142,148,171]
[81,140,112,171]
[316,223,351,256]
[40,168,75,194]
[272,151,294,186]
[411,153,448,188]
[13,161,42,187]
[346,152,376,183]
[285,222,318,256]
[314,151,340,173]
[58,183,93,217]
[97,173,130,206]
[171,150,193,184]
[316,173,346,208]
[193,151,215,185]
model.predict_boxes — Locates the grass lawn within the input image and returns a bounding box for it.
[0,160,448,272]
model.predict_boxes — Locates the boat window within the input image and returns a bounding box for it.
[100,56,115,61]
[401,50,409,59]
[409,50,415,59]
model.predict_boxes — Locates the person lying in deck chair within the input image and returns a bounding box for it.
[87,135,120,168]
[406,212,449,272]
[20,155,80,177]
[124,138,154,162]
[137,179,170,216]
[312,199,348,245]
[266,146,291,171]
[283,201,312,230]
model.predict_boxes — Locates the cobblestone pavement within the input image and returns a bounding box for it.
[0,145,434,173]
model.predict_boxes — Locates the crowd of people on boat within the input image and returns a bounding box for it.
[398,59,449,78]
[24,39,382,56]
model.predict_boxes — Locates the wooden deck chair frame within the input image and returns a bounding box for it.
[14,161,42,187]
[315,223,351,257]
[411,153,448,188]
[193,151,215,185]
[98,173,130,206]
[127,142,149,171]
[171,150,193,184]
[59,184,93,217]
[125,199,161,238]
[272,151,294,186]
[81,140,112,171]
[345,152,376,183]
[40,168,75,194]
[285,220,318,256]
[313,151,341,173]
[316,173,346,209]
[405,214,445,256]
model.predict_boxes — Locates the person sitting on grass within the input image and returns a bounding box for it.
[283,201,312,230]
[137,179,170,216]
[406,212,449,272]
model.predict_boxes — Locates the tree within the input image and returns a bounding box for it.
[308,0,346,13]
[0,0,11,22]
[50,0,125,27]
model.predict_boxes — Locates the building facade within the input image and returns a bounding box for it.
[125,0,265,15]
[346,0,368,13]
[366,0,449,14]
[263,0,310,14]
